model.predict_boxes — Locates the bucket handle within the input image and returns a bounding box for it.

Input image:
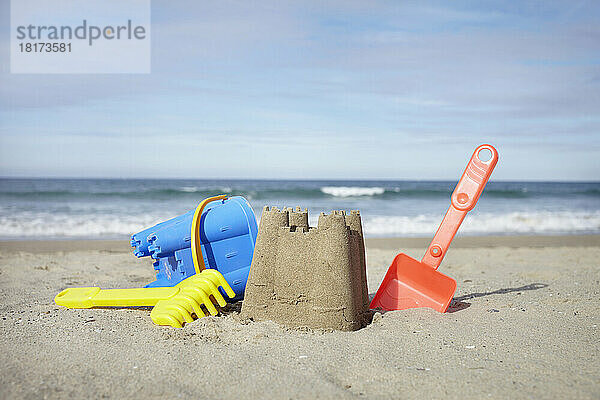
[191,195,228,274]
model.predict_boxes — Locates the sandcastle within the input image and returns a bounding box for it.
[240,206,371,331]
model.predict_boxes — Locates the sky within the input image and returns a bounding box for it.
[0,0,599,180]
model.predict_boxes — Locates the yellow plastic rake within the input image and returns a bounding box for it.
[54,195,235,327]
[55,269,235,327]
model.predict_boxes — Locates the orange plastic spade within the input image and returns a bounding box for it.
[370,144,498,313]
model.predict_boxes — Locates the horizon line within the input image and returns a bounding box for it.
[0,176,599,184]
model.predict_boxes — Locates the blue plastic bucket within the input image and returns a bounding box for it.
[130,196,258,300]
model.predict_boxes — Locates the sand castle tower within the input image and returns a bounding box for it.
[240,206,370,331]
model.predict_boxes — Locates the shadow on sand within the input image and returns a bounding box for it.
[368,282,549,314]
[447,282,548,313]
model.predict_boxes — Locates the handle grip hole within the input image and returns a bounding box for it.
[477,148,492,162]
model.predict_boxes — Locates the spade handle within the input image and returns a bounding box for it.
[421,144,498,269]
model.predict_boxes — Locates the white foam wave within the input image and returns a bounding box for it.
[1,210,598,239]
[321,186,385,197]
[179,186,232,193]
[0,213,170,238]
[363,211,600,237]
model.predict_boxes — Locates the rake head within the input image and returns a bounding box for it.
[150,269,236,328]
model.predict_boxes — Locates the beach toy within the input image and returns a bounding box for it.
[55,269,236,327]
[370,144,498,313]
[131,195,258,299]
[55,194,258,327]
[150,269,235,327]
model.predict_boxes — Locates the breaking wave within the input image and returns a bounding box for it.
[321,186,385,197]
[363,211,600,237]
[1,210,598,239]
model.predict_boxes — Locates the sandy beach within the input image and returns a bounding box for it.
[0,235,598,399]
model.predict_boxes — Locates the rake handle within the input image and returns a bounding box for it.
[421,144,498,269]
[54,287,179,308]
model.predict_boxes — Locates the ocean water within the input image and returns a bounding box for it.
[0,178,598,239]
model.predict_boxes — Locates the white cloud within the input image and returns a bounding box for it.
[0,0,598,179]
